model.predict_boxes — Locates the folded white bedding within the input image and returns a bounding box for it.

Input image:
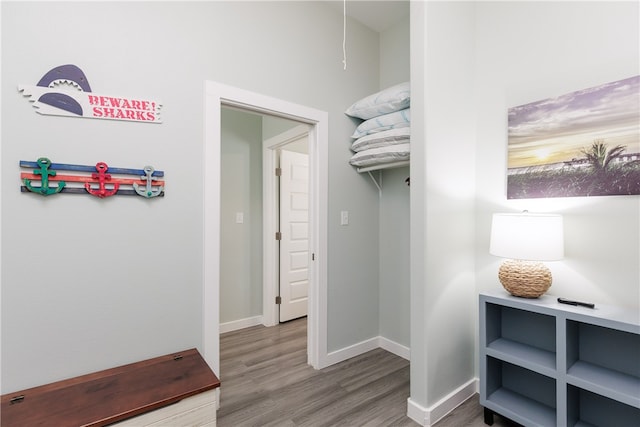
[351,108,410,139]
[349,143,411,167]
[351,127,410,152]
[345,81,410,120]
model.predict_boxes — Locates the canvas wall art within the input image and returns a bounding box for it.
[507,75,639,199]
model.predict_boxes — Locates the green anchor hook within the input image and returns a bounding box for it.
[133,165,163,198]
[23,157,66,196]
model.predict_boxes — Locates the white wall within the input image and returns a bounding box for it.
[410,1,477,419]
[220,108,263,324]
[262,115,302,142]
[326,18,382,352]
[379,167,411,347]
[0,0,384,392]
[380,15,410,89]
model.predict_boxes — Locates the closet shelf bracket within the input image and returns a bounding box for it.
[356,160,409,196]
[367,170,382,196]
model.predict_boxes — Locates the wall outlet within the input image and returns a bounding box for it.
[235,212,244,224]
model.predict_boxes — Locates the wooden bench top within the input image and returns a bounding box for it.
[1,348,220,427]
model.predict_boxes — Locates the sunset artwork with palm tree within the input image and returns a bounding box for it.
[507,75,640,199]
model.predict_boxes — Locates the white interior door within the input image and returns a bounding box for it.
[279,149,309,322]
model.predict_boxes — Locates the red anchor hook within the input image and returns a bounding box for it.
[85,162,119,198]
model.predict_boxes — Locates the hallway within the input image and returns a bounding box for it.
[217,318,415,426]
[216,318,516,427]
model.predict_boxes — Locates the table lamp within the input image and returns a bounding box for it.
[489,212,564,298]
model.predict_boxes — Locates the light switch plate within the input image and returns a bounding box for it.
[340,211,349,226]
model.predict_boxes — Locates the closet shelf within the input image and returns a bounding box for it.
[356,160,409,173]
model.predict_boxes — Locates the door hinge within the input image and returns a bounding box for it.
[275,167,282,177]
[275,231,282,240]
[275,296,282,304]
[312,253,315,261]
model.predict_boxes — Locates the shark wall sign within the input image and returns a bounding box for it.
[18,64,162,123]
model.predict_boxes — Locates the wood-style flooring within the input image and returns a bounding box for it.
[217,318,517,427]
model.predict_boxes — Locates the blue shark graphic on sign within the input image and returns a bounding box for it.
[35,64,92,116]
[19,64,162,123]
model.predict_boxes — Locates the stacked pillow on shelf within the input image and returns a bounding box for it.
[344,81,411,168]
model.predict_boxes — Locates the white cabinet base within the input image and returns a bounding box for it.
[112,389,216,426]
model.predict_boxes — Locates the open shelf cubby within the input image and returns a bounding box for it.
[485,356,557,427]
[567,385,640,427]
[480,291,640,427]
[485,302,556,375]
[566,320,640,407]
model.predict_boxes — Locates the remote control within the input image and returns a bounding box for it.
[557,297,595,309]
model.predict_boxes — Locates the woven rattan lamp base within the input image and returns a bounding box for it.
[498,259,552,298]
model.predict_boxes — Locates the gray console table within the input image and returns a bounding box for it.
[479,290,640,427]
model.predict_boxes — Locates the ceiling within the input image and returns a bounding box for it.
[324,0,409,33]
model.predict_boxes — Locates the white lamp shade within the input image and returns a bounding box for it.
[490,213,564,261]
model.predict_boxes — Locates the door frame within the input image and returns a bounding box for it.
[203,80,328,375]
[262,125,310,327]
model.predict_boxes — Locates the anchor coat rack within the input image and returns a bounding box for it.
[20,157,165,198]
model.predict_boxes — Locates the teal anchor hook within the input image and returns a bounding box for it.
[23,157,66,196]
[133,165,163,198]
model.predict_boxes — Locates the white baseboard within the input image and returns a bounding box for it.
[378,336,410,360]
[324,335,410,366]
[407,397,430,426]
[407,378,478,426]
[219,315,263,334]
[325,337,380,366]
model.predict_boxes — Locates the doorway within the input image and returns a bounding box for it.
[219,112,309,328]
[203,80,329,378]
